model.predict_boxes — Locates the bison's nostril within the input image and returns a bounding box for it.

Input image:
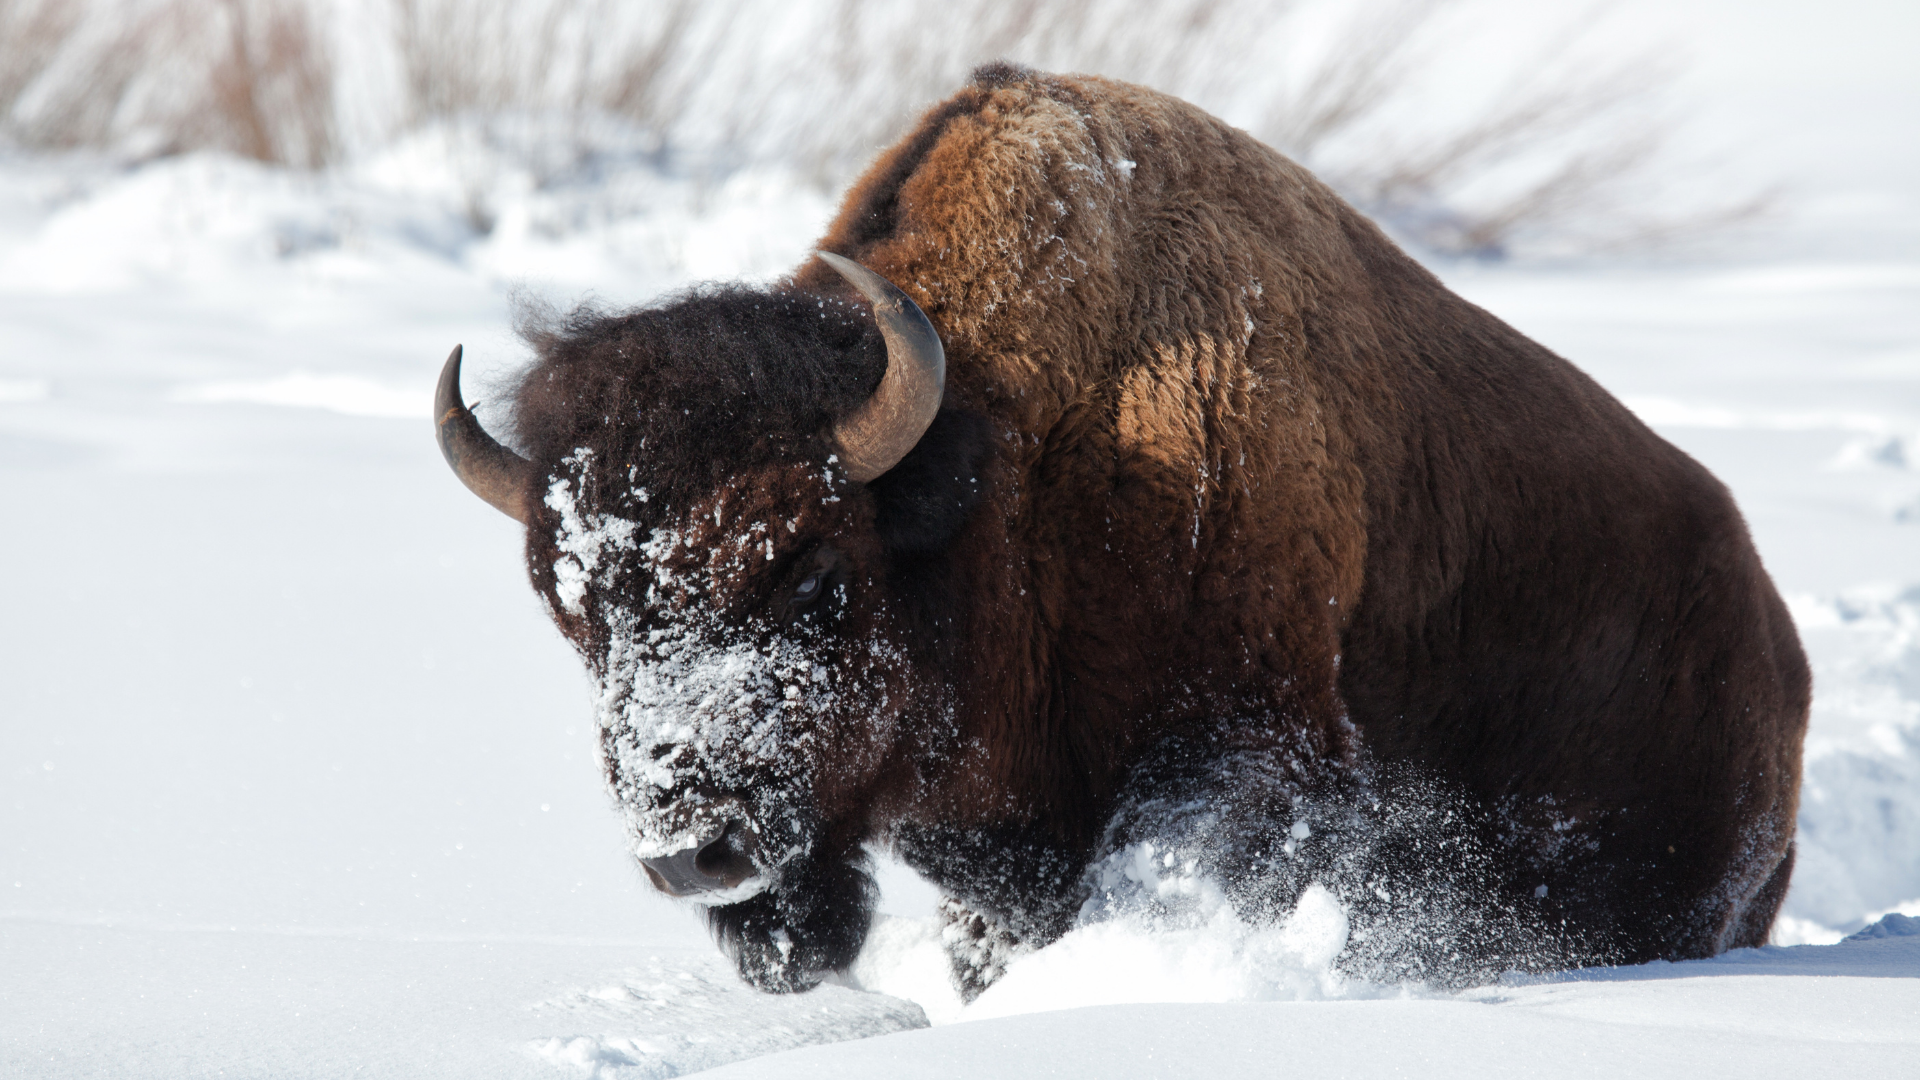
[694,835,731,877]
[693,821,757,884]
[640,820,760,897]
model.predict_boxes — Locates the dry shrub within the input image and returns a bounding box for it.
[3,0,145,149]
[0,0,81,123]
[1268,1,1770,256]
[198,0,337,167]
[3,0,335,166]
[0,0,1768,256]
[392,0,704,142]
[751,0,1270,183]
[676,0,1750,257]
[393,0,558,120]
[382,0,1286,180]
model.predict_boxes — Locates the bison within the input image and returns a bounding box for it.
[434,65,1808,994]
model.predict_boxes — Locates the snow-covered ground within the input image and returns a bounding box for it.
[4,2,1918,1076]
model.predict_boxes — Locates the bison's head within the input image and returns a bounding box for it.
[435,256,991,990]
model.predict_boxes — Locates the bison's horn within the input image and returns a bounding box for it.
[818,252,946,483]
[435,345,534,524]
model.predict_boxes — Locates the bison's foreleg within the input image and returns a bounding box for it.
[935,896,1030,1001]
[1086,728,1332,925]
[1095,741,1599,986]
[893,822,1090,999]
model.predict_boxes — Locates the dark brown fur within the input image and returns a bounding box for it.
[508,66,1808,991]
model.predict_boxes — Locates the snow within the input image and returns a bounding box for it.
[546,462,640,618]
[700,951,1920,1080]
[3,924,923,1080]
[4,0,1918,1075]
[168,369,429,417]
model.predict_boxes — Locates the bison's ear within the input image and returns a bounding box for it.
[867,408,993,553]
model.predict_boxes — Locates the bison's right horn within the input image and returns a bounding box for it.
[818,252,946,483]
[435,345,535,524]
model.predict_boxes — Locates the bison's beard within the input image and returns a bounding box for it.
[705,845,878,992]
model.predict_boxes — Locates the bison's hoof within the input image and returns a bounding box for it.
[938,897,1030,1002]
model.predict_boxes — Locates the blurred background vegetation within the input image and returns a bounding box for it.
[0,0,1770,258]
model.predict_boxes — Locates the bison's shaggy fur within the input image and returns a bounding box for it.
[505,65,1808,992]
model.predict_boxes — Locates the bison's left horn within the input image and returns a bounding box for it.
[435,345,535,524]
[818,252,946,483]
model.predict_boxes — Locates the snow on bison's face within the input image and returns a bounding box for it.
[532,446,929,909]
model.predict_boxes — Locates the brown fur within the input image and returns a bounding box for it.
[508,65,1808,990]
[798,66,1808,962]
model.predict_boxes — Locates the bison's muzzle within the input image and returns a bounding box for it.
[640,818,763,900]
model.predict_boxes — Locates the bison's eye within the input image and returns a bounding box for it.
[781,545,846,626]
[791,571,827,608]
